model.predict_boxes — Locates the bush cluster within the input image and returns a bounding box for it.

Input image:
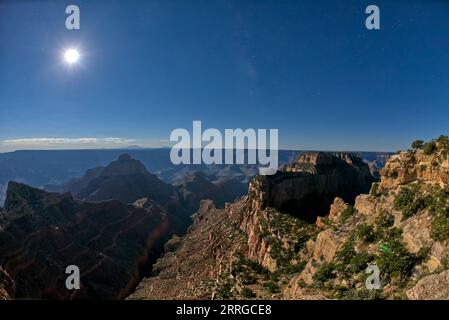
[375,210,395,229]
[356,224,376,243]
[340,205,357,222]
[375,229,423,284]
[394,185,425,220]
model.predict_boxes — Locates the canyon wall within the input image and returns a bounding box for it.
[0,182,169,299]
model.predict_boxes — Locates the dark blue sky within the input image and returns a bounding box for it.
[1,0,449,151]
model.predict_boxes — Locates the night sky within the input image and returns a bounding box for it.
[1,0,449,152]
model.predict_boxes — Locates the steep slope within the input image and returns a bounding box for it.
[0,182,169,299]
[130,139,449,300]
[286,136,449,300]
[129,152,374,299]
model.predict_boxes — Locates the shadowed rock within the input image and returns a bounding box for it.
[0,182,169,299]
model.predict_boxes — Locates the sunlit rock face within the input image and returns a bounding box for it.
[380,149,449,190]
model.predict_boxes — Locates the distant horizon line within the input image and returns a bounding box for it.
[0,147,396,154]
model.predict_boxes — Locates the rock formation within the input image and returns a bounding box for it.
[247,152,374,222]
[48,154,247,233]
[0,182,169,299]
[61,154,179,206]
[129,139,449,300]
[287,137,449,299]
[0,155,254,300]
[129,152,374,299]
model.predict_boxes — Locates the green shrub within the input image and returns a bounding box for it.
[394,185,425,220]
[242,258,270,275]
[313,263,336,283]
[263,281,280,294]
[350,252,374,273]
[333,288,383,300]
[218,282,232,299]
[376,248,418,283]
[285,261,306,274]
[425,188,449,242]
[240,272,257,285]
[416,247,430,261]
[340,205,357,222]
[431,210,449,242]
[334,241,375,274]
[382,227,403,242]
[335,241,356,265]
[370,183,380,196]
[375,230,422,283]
[268,272,279,282]
[240,287,256,298]
[356,224,376,243]
[402,197,426,220]
[411,140,424,149]
[394,185,418,210]
[437,135,449,155]
[375,210,395,229]
[423,141,437,155]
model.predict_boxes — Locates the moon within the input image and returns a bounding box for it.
[64,49,80,64]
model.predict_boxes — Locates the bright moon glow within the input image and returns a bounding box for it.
[64,49,80,64]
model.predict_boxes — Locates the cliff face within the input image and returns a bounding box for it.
[130,140,449,300]
[0,182,169,299]
[287,138,449,300]
[245,152,374,222]
[380,149,449,189]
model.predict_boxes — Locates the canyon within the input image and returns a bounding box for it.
[0,154,248,299]
[0,149,397,299]
[0,149,391,206]
[0,181,169,299]
[128,152,375,299]
[129,137,449,300]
